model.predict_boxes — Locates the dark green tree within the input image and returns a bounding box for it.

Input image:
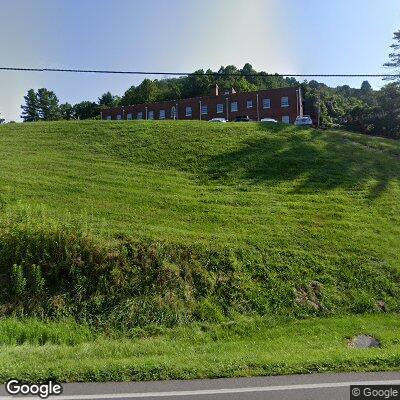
[384,30,400,81]
[21,89,40,122]
[120,85,136,106]
[37,88,60,120]
[120,65,297,106]
[345,83,400,139]
[159,81,182,101]
[59,103,74,120]
[335,85,353,97]
[360,80,372,94]
[73,101,99,120]
[98,91,120,107]
[182,69,213,98]
[134,79,160,104]
[240,63,257,82]
[120,79,160,106]
[375,83,400,138]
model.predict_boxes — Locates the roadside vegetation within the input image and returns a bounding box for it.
[0,120,399,381]
[1,315,400,382]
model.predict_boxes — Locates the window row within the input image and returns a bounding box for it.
[263,97,289,108]
[202,97,289,115]
[108,96,290,120]
[112,108,177,120]
[108,114,291,123]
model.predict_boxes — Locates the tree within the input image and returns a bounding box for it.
[360,80,372,95]
[120,65,296,106]
[120,85,136,106]
[157,80,183,101]
[21,89,40,122]
[344,83,400,139]
[384,30,400,82]
[120,79,161,106]
[98,92,120,107]
[182,70,212,98]
[336,84,353,97]
[134,79,160,104]
[240,63,257,83]
[59,103,74,120]
[73,101,99,120]
[37,88,60,120]
[375,83,400,138]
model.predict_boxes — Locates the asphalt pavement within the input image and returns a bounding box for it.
[1,372,400,400]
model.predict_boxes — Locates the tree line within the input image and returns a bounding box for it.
[20,89,119,122]
[16,29,400,139]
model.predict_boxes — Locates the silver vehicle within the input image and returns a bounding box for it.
[294,115,313,126]
[260,118,278,123]
[208,118,227,123]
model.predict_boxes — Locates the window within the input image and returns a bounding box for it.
[159,110,166,119]
[185,106,192,117]
[231,102,238,112]
[171,106,177,119]
[116,114,122,120]
[247,100,253,108]
[127,113,132,120]
[216,103,224,113]
[281,96,289,107]
[201,104,208,115]
[148,111,154,120]
[282,115,290,123]
[137,112,143,120]
[263,98,271,109]
[106,116,112,120]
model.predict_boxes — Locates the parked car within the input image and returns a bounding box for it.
[208,118,227,123]
[260,118,278,123]
[294,115,313,126]
[234,115,251,122]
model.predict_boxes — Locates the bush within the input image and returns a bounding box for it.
[10,265,26,298]
[1,217,400,331]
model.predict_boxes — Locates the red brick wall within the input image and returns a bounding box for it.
[101,86,302,123]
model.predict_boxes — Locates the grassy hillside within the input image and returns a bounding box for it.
[1,120,399,251]
[0,120,400,321]
[0,120,400,381]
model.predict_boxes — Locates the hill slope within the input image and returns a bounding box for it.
[0,120,400,326]
[1,120,399,255]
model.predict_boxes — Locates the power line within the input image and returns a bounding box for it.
[0,66,398,78]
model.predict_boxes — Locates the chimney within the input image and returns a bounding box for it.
[214,84,219,96]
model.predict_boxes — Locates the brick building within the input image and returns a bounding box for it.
[101,85,303,123]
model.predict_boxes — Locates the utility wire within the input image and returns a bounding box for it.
[0,67,398,78]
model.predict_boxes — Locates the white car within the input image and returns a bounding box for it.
[260,118,278,123]
[294,115,313,126]
[209,118,227,123]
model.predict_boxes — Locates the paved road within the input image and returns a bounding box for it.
[1,372,400,399]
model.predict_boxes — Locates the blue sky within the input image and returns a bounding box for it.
[0,0,399,121]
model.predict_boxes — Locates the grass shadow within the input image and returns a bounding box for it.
[205,124,400,199]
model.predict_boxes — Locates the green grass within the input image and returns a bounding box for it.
[1,314,400,382]
[0,318,94,346]
[0,120,400,380]
[0,120,399,255]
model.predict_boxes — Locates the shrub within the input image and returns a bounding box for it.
[1,219,400,330]
[10,264,27,298]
